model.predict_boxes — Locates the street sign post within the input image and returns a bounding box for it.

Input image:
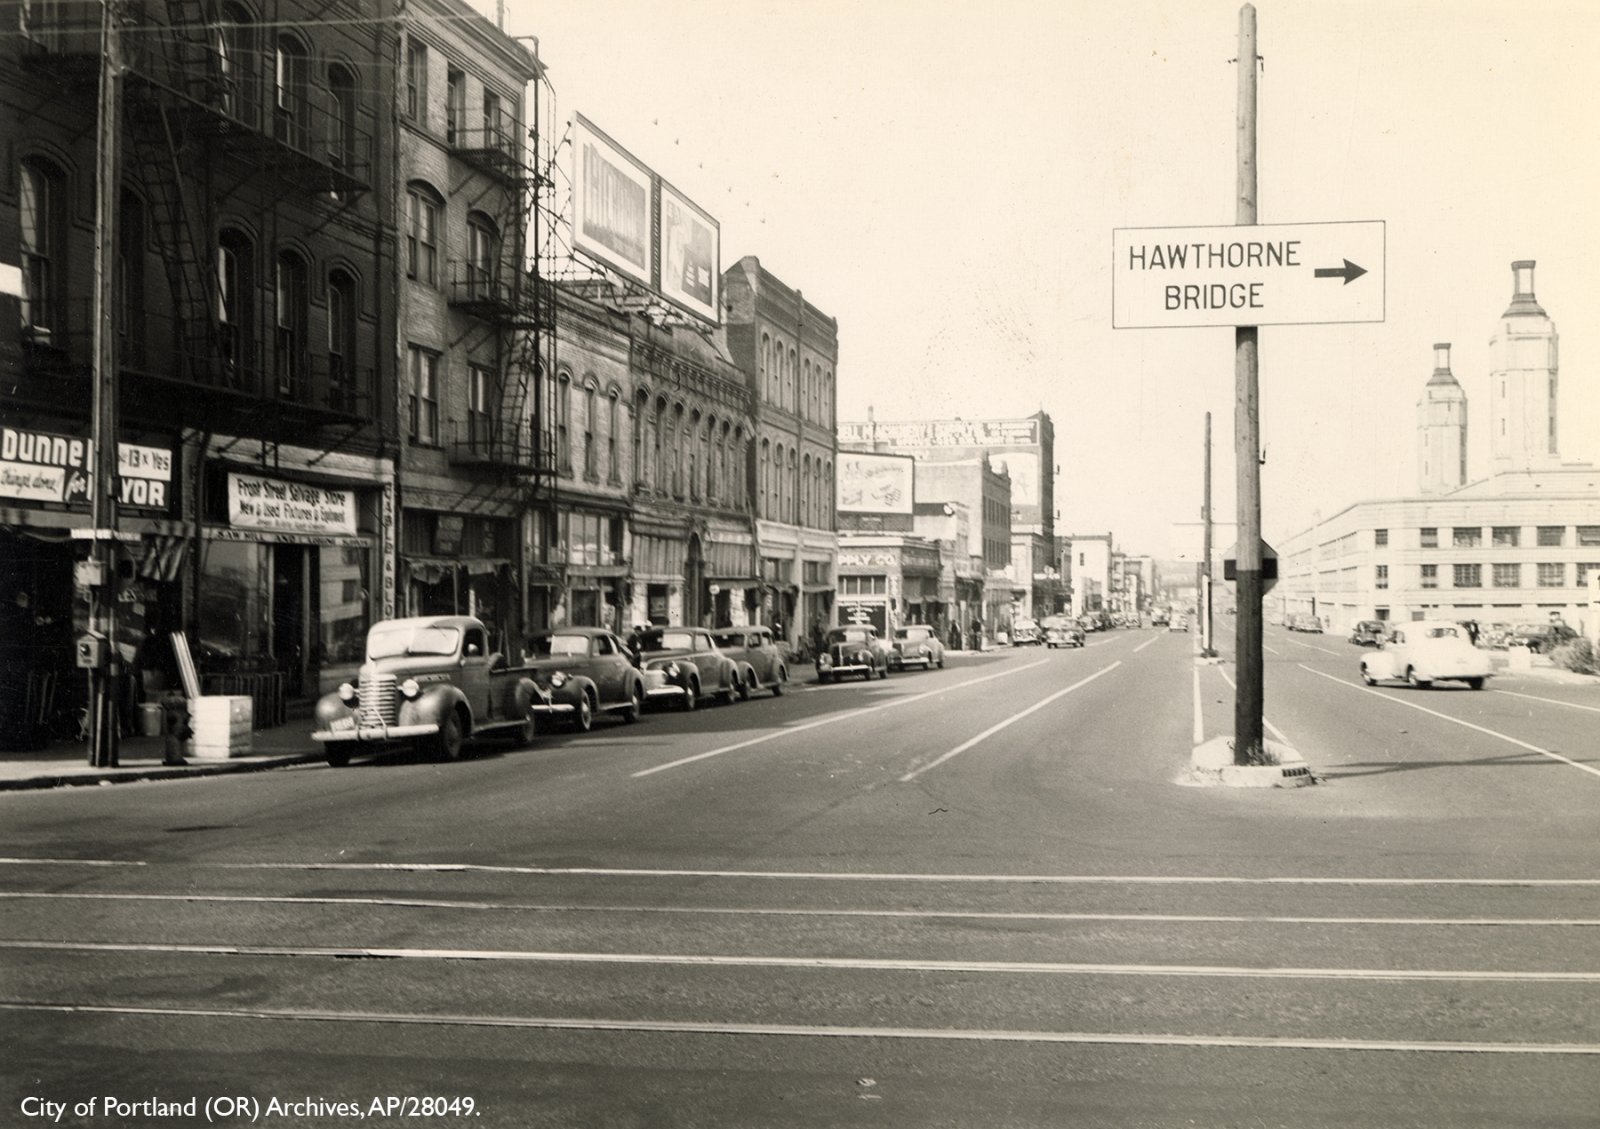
[1223,538,1278,595]
[1113,220,1385,329]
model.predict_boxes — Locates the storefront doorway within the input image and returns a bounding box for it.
[272,545,313,698]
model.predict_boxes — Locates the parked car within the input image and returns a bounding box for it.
[1168,614,1189,632]
[312,616,546,766]
[522,627,645,730]
[891,624,946,670]
[710,626,790,697]
[816,625,891,682]
[1043,616,1085,648]
[1151,607,1170,627]
[1504,622,1579,655]
[1287,613,1324,633]
[1348,619,1388,647]
[1011,617,1042,646]
[1359,620,1492,690]
[636,626,742,710]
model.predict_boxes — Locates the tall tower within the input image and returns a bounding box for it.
[1417,343,1467,494]
[1488,260,1560,470]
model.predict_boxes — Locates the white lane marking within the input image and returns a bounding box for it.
[5,1002,1597,1055]
[4,858,1599,885]
[5,939,1598,983]
[634,657,1051,777]
[1301,665,1600,781]
[7,893,1596,928]
[1493,688,1600,714]
[900,663,1121,782]
[1263,644,1281,656]
[1133,636,1158,653]
[1285,636,1340,656]
[1213,665,1292,744]
[1192,667,1204,745]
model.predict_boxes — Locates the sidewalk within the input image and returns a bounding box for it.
[0,721,324,792]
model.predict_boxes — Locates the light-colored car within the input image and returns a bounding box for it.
[1010,617,1041,646]
[710,626,789,698]
[1359,620,1492,690]
[891,624,945,670]
[1168,614,1189,632]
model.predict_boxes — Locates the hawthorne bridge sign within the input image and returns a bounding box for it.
[1112,220,1385,328]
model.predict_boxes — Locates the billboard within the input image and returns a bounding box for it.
[572,114,653,287]
[986,451,1039,510]
[837,452,915,515]
[659,179,720,322]
[570,114,721,325]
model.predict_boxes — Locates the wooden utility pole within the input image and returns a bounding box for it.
[1233,4,1265,764]
[87,0,126,767]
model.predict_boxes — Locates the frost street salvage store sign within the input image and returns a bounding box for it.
[228,472,356,536]
[1112,221,1385,328]
[0,426,173,509]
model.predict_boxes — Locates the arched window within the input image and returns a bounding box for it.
[583,383,597,478]
[672,404,686,496]
[759,439,771,520]
[608,391,621,483]
[801,453,811,528]
[405,183,441,286]
[213,3,258,125]
[465,212,497,300]
[326,268,357,409]
[825,461,834,530]
[274,249,309,396]
[787,347,798,412]
[216,227,255,383]
[802,359,811,422]
[632,390,648,486]
[774,443,787,520]
[688,412,702,500]
[19,158,64,338]
[761,334,772,403]
[327,63,357,176]
[788,448,798,525]
[274,33,309,149]
[652,398,665,492]
[812,459,822,529]
[556,373,571,471]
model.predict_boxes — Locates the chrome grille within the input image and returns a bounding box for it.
[358,672,397,726]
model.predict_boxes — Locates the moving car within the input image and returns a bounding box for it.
[1287,613,1324,633]
[710,626,789,697]
[1359,620,1492,690]
[1348,619,1387,647]
[1010,617,1042,646]
[816,625,891,682]
[1168,614,1189,632]
[522,627,645,730]
[891,624,946,670]
[1043,616,1085,648]
[1504,622,1579,655]
[636,626,742,710]
[312,616,545,765]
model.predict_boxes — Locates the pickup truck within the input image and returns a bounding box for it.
[312,615,546,766]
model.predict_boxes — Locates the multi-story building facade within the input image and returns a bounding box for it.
[913,501,983,647]
[4,0,402,741]
[913,457,1012,643]
[838,411,1060,618]
[395,0,542,655]
[722,257,838,645]
[1062,534,1113,616]
[1277,261,1599,633]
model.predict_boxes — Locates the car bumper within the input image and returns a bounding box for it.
[645,684,689,701]
[312,721,439,744]
[819,663,872,676]
[530,702,577,716]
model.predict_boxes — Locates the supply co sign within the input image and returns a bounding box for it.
[1112,220,1384,328]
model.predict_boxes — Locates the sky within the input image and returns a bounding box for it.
[489,0,1600,557]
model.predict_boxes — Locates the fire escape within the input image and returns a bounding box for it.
[19,0,380,441]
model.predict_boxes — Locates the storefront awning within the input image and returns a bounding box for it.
[406,555,510,584]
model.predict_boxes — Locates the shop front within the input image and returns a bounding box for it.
[400,506,519,656]
[0,425,184,748]
[201,469,384,703]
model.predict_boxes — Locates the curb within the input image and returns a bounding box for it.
[1187,736,1316,789]
[0,752,324,792]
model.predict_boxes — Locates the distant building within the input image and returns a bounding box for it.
[1280,261,1600,634]
[1062,534,1113,616]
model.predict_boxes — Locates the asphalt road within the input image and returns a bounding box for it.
[4,628,1598,1127]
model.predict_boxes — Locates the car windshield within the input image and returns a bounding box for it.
[711,632,744,648]
[1423,626,1460,639]
[640,630,698,652]
[1514,624,1547,634]
[897,628,930,641]
[367,623,460,659]
[530,634,589,658]
[831,628,872,644]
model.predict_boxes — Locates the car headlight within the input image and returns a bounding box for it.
[550,671,568,688]
[666,662,679,677]
[338,682,358,706]
[399,678,420,700]
[857,650,870,662]
[917,645,929,655]
[818,655,832,667]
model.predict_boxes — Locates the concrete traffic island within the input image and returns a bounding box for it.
[1187,735,1317,788]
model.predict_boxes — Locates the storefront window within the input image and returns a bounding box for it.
[319,546,370,665]
[198,540,272,670]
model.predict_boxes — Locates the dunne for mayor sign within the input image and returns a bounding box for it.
[1112,220,1385,328]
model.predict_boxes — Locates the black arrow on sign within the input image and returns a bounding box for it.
[1314,259,1368,285]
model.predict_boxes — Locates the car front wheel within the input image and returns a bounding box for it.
[623,685,643,723]
[682,682,698,711]
[434,710,465,761]
[573,694,594,732]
